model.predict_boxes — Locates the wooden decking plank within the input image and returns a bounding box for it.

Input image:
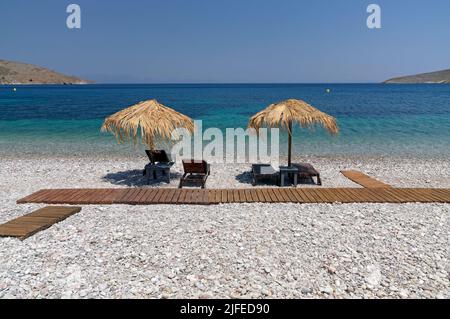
[255,189,265,202]
[327,188,344,202]
[419,189,446,202]
[284,188,299,203]
[43,189,73,204]
[185,189,195,204]
[163,189,177,204]
[74,189,96,204]
[128,189,145,204]
[198,189,207,205]
[341,170,392,188]
[0,206,82,240]
[311,189,328,202]
[121,188,140,203]
[88,189,112,204]
[265,189,275,202]
[25,190,54,203]
[290,189,306,202]
[310,189,329,203]
[183,189,192,204]
[303,189,320,202]
[356,188,379,202]
[349,189,374,203]
[226,190,233,203]
[393,189,416,202]
[171,189,182,203]
[230,190,238,203]
[277,189,290,202]
[297,189,315,203]
[236,189,244,203]
[124,188,140,204]
[16,187,450,205]
[431,189,450,202]
[141,189,159,204]
[244,189,252,203]
[158,189,172,203]
[363,189,388,203]
[398,189,428,203]
[211,190,220,204]
[249,189,258,202]
[153,189,167,204]
[389,189,411,203]
[37,189,65,204]
[16,190,46,204]
[334,188,356,204]
[382,188,406,203]
[414,189,443,202]
[176,189,187,204]
[51,189,80,204]
[266,188,279,202]
[307,189,324,202]
[207,190,217,204]
[107,189,123,203]
[259,189,269,202]
[318,189,337,203]
[221,189,228,203]
[62,189,86,204]
[287,188,304,203]
[191,189,201,204]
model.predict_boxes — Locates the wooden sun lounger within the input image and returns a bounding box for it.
[179,160,210,189]
[252,164,278,186]
[292,163,322,185]
[144,150,175,183]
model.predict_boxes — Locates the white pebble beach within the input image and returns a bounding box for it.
[0,155,449,299]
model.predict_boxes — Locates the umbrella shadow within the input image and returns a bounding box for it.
[235,170,279,186]
[235,170,317,186]
[102,169,182,187]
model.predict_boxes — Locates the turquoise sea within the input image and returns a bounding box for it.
[0,84,449,157]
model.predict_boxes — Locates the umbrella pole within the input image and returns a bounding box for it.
[288,121,292,167]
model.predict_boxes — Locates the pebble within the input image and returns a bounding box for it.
[0,156,449,298]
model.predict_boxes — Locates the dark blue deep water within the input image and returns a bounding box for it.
[0,84,449,157]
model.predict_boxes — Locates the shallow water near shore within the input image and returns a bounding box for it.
[1,83,449,157]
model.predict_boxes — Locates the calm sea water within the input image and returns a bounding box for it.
[0,84,449,157]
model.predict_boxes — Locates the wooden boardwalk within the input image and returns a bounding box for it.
[341,170,392,188]
[0,206,82,240]
[17,188,450,205]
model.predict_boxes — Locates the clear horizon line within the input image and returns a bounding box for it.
[79,81,384,85]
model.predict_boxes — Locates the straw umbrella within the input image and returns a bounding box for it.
[248,99,339,167]
[101,99,194,150]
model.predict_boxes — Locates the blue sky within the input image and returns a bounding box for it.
[1,0,449,83]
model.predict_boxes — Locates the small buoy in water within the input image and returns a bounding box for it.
[326,88,331,93]
[13,88,17,92]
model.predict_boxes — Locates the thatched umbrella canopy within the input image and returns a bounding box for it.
[248,99,339,166]
[101,99,194,150]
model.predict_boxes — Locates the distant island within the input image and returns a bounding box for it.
[384,69,450,84]
[0,59,92,85]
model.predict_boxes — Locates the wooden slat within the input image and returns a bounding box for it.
[255,189,265,203]
[220,189,227,203]
[297,189,314,203]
